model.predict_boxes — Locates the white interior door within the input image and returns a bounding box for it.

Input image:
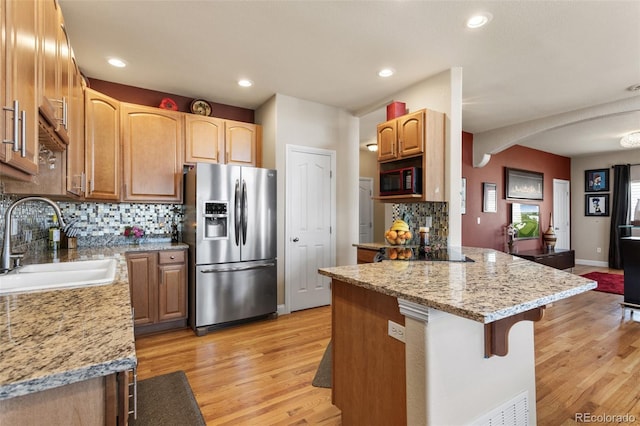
[286,146,335,312]
[359,177,374,243]
[553,179,571,249]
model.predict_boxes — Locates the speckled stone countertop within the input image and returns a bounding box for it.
[0,242,188,400]
[319,246,597,324]
[353,242,386,250]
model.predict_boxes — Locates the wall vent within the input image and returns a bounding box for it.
[471,391,529,426]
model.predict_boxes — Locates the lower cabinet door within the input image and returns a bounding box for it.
[126,252,157,326]
[158,262,187,322]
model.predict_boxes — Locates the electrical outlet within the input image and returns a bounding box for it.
[388,320,405,343]
[596,247,602,253]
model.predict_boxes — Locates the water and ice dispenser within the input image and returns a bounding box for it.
[203,201,228,239]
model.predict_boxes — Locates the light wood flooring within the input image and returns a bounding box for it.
[135,265,640,425]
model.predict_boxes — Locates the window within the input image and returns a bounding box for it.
[631,180,640,220]
[630,165,640,236]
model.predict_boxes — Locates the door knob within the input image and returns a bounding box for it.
[293,237,299,242]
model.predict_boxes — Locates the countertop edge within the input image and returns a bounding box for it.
[319,249,599,324]
[0,242,187,400]
[0,355,137,400]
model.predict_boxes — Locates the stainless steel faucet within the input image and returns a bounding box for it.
[2,196,66,271]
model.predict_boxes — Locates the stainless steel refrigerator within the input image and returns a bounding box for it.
[184,163,277,335]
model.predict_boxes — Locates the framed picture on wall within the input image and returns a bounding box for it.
[505,168,544,200]
[483,182,497,213]
[511,203,540,239]
[584,168,609,192]
[585,194,610,216]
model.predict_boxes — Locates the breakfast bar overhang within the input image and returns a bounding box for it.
[319,247,596,425]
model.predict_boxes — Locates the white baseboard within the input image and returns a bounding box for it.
[576,258,609,267]
[277,304,289,316]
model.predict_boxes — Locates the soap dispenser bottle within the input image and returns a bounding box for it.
[49,214,61,250]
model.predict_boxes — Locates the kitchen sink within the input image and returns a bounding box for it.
[0,258,118,295]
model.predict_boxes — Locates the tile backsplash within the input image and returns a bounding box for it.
[0,194,184,255]
[392,202,448,248]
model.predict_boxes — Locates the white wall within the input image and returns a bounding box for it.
[571,149,640,266]
[256,94,359,305]
[379,68,463,246]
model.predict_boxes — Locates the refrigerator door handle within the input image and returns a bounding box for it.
[234,179,241,246]
[241,180,248,245]
[200,262,276,274]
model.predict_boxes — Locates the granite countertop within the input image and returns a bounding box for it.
[0,241,188,400]
[353,242,387,250]
[319,246,597,324]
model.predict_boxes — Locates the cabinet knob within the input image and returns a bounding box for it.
[170,256,175,259]
[293,237,299,242]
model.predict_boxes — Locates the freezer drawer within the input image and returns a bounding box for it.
[194,260,277,332]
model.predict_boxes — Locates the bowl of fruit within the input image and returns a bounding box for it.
[384,219,413,245]
[386,247,414,261]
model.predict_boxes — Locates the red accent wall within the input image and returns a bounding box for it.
[87,78,255,123]
[462,132,571,252]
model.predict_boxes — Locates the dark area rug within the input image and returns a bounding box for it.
[581,272,624,295]
[312,341,332,389]
[131,370,205,426]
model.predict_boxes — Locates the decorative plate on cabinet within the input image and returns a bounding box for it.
[190,99,212,116]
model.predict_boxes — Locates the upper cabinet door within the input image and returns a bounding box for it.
[66,57,85,197]
[377,120,397,161]
[2,0,39,175]
[38,0,70,145]
[225,120,257,166]
[121,103,183,203]
[397,110,424,158]
[85,88,120,201]
[184,114,223,164]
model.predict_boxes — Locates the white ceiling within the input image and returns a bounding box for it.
[58,0,640,158]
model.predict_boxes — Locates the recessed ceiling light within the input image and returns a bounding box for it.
[627,84,640,92]
[107,57,127,68]
[378,68,394,78]
[620,131,640,148]
[466,12,493,29]
[238,79,253,87]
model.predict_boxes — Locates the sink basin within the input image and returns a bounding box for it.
[0,258,118,295]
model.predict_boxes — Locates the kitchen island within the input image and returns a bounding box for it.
[319,247,596,425]
[0,242,186,425]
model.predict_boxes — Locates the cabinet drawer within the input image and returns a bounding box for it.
[158,250,185,264]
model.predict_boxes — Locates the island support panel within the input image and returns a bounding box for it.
[399,299,537,425]
[332,279,407,425]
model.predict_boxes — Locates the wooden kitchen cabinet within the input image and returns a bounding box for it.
[157,250,187,322]
[127,249,187,335]
[184,114,224,164]
[1,0,39,177]
[225,119,260,167]
[85,88,120,201]
[39,0,71,147]
[186,115,262,167]
[0,373,129,425]
[121,103,183,203]
[65,57,86,197]
[376,108,445,202]
[357,247,382,264]
[127,251,157,327]
[377,109,425,162]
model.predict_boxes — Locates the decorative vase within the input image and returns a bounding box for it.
[633,199,640,226]
[543,213,557,250]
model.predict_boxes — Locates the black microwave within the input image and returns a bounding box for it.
[380,167,422,196]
